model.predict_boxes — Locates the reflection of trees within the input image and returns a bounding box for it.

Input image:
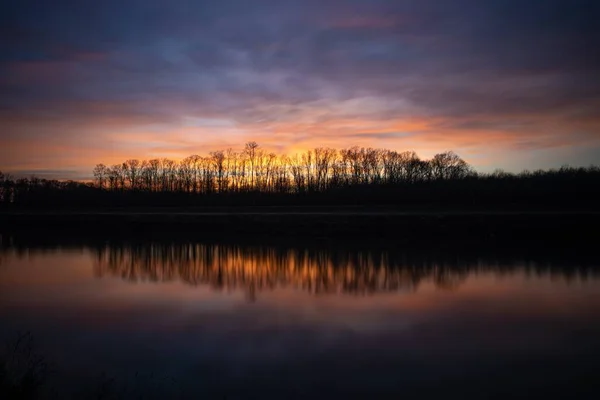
[90,243,597,298]
[92,244,432,299]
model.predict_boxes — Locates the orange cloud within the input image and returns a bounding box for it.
[2,93,599,179]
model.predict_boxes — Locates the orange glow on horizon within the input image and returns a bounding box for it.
[1,96,599,178]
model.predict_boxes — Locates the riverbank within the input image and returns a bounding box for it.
[2,208,599,243]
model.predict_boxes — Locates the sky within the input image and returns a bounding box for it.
[1,0,599,179]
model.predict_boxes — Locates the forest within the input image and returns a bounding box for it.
[1,142,599,208]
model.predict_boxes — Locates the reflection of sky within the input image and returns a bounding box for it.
[1,249,600,397]
[1,1,599,178]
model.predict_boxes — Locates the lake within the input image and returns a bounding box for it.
[1,236,600,399]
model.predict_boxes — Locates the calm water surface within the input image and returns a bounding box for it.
[1,239,600,399]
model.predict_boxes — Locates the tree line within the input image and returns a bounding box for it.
[1,142,599,208]
[89,142,473,193]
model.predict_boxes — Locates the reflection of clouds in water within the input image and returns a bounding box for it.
[1,240,600,399]
[88,242,598,299]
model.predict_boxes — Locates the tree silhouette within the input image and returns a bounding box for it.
[1,144,599,209]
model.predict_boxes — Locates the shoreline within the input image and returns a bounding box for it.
[2,208,599,243]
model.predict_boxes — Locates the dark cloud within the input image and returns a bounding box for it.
[0,0,599,174]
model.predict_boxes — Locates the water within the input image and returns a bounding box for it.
[1,238,600,399]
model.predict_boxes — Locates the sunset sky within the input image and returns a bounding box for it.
[1,0,599,179]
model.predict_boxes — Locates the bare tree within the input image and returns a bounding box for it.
[431,151,470,180]
[289,154,306,193]
[210,151,227,192]
[123,159,141,189]
[226,149,241,192]
[314,148,337,191]
[244,141,259,189]
[93,164,109,189]
[179,157,194,192]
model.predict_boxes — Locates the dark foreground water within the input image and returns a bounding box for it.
[1,237,600,399]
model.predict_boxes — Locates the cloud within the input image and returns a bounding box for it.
[0,0,599,176]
